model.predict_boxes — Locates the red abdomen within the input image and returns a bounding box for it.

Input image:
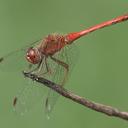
[39,34,67,56]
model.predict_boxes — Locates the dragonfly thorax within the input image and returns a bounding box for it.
[26,47,42,64]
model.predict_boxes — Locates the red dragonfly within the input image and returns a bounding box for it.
[0,14,128,116]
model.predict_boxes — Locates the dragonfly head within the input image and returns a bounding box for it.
[26,47,42,64]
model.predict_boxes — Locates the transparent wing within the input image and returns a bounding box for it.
[13,78,47,115]
[0,39,50,115]
[44,42,79,117]
[0,49,27,72]
[0,39,41,72]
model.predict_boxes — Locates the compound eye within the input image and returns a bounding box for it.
[26,48,41,64]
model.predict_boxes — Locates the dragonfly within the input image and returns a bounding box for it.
[0,14,128,116]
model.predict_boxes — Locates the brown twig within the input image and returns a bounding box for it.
[23,71,128,121]
[23,14,128,121]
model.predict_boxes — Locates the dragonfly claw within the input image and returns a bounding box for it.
[23,71,39,81]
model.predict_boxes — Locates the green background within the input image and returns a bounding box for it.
[0,0,128,127]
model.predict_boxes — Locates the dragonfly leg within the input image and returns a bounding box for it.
[25,59,43,74]
[41,57,51,75]
[50,56,69,85]
[32,57,51,76]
